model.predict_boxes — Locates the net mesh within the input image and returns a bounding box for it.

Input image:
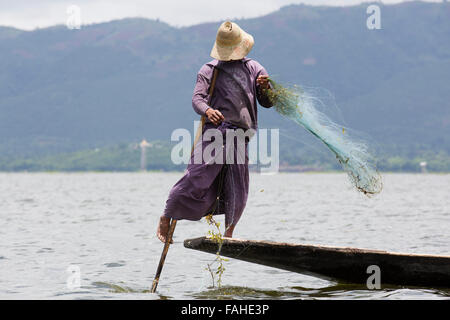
[266,79,383,196]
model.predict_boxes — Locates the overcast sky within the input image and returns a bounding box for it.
[0,0,444,30]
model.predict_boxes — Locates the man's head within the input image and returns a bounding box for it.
[210,21,254,61]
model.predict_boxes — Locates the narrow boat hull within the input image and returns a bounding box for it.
[184,237,450,288]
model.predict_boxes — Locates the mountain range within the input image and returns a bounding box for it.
[0,1,449,170]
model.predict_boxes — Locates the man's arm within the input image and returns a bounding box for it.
[255,68,273,108]
[192,68,225,125]
[192,72,211,116]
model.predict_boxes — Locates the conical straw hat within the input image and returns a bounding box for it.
[210,21,254,61]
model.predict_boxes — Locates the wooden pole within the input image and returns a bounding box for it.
[150,219,177,293]
[150,67,219,293]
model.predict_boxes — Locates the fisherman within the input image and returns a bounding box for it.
[157,21,272,242]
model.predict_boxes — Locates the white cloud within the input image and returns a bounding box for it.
[0,0,444,30]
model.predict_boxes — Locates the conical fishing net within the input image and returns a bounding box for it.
[266,79,383,196]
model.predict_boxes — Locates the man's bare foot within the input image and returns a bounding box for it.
[224,224,235,238]
[157,216,171,243]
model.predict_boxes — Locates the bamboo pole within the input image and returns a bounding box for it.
[150,219,177,293]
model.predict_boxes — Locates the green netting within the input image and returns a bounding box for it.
[267,79,383,196]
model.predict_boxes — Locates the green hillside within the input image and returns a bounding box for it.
[0,1,449,171]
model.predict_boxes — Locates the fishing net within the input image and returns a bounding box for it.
[266,79,383,196]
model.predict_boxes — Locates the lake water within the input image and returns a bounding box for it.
[0,172,449,300]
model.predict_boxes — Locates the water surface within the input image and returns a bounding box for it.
[0,172,449,299]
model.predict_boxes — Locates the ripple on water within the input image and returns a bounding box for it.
[104,262,126,268]
[90,281,171,299]
[17,198,35,203]
[93,281,137,293]
[36,248,54,253]
[192,286,292,300]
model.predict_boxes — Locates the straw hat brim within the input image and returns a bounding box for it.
[210,31,254,61]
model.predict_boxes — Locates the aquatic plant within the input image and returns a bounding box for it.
[204,214,229,288]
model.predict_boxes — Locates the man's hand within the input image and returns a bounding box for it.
[205,108,225,125]
[257,75,270,90]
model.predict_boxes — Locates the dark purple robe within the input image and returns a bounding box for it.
[163,58,272,226]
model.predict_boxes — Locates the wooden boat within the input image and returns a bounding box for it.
[184,237,450,288]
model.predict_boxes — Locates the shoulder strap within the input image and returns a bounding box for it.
[192,67,219,155]
[207,67,219,105]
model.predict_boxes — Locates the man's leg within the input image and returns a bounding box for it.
[224,224,235,238]
[156,160,221,243]
[222,162,249,238]
[157,141,225,242]
[157,216,171,243]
